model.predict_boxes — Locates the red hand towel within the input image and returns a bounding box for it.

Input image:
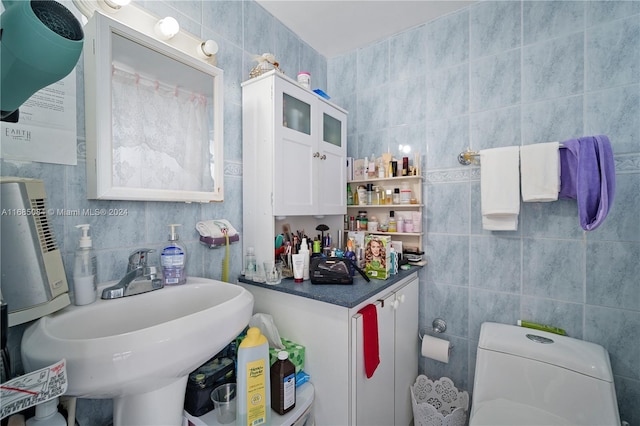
[358,303,380,378]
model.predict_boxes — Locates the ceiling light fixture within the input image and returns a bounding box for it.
[154,17,180,41]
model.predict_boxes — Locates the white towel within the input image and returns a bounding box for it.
[480,146,520,231]
[520,142,560,202]
[196,219,238,238]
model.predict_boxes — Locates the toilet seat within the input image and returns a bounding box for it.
[470,398,572,426]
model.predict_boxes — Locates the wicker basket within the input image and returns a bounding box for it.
[411,375,469,426]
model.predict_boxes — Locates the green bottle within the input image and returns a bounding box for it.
[347,183,354,205]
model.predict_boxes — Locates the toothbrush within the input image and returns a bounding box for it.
[214,221,230,282]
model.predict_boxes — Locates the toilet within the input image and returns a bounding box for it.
[469,322,620,426]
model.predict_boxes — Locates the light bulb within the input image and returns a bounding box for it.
[154,17,180,40]
[103,0,130,9]
[199,40,219,57]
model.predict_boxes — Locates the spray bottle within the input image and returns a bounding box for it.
[236,327,271,426]
[161,224,186,285]
[73,224,97,306]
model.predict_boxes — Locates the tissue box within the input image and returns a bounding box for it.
[269,338,305,374]
[237,335,305,374]
[364,234,391,280]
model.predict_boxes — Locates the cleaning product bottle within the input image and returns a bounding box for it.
[161,224,186,285]
[299,238,310,281]
[237,327,271,426]
[73,224,97,306]
[270,350,296,415]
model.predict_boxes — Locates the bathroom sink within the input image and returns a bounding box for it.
[21,277,253,426]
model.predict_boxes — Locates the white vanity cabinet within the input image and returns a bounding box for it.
[242,70,347,217]
[239,272,419,425]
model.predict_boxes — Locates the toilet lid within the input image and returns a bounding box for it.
[470,399,572,426]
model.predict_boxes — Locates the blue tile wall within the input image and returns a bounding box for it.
[328,1,640,423]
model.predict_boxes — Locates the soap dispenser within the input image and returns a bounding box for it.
[73,224,97,306]
[161,224,186,285]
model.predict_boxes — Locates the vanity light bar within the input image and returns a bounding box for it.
[72,0,218,66]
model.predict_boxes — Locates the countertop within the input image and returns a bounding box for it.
[237,266,421,308]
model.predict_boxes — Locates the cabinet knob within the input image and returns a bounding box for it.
[313,152,320,158]
[397,294,406,304]
[320,154,326,160]
[392,300,400,310]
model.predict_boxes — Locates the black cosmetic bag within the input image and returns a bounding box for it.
[310,257,369,284]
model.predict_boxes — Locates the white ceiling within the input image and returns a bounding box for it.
[256,1,475,58]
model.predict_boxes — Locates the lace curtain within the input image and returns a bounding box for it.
[111,66,213,192]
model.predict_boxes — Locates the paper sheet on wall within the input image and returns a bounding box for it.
[0,70,78,165]
[0,359,68,419]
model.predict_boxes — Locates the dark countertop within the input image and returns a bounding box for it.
[238,266,421,308]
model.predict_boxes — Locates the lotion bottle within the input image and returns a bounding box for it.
[237,327,271,426]
[73,224,97,306]
[161,224,186,285]
[299,238,310,280]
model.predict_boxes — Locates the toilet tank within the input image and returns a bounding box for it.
[471,322,620,426]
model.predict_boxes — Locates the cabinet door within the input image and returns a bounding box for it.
[394,277,419,426]
[273,80,317,216]
[352,294,396,425]
[317,101,347,215]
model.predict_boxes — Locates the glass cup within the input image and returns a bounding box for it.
[264,260,282,285]
[210,383,236,424]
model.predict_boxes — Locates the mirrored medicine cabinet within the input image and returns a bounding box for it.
[83,11,224,202]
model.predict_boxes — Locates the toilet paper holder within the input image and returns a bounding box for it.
[419,318,450,341]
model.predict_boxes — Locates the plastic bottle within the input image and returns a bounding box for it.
[161,224,186,285]
[297,71,310,89]
[237,327,271,426]
[393,188,400,204]
[400,181,412,204]
[368,155,376,178]
[347,183,353,205]
[271,351,296,415]
[26,399,66,426]
[245,246,257,280]
[299,238,310,280]
[388,211,397,233]
[73,224,97,306]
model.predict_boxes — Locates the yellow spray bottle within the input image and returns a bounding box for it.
[236,327,271,426]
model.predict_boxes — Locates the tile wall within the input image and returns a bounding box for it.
[328,1,639,423]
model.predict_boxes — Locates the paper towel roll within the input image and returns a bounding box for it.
[421,334,451,363]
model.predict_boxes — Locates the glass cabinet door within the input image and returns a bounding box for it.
[283,93,311,135]
[323,112,342,147]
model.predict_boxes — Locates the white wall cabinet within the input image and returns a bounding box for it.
[239,273,419,425]
[242,70,347,263]
[243,70,346,217]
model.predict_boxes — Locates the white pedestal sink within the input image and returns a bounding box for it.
[21,277,254,426]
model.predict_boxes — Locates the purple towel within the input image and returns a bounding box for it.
[559,135,616,231]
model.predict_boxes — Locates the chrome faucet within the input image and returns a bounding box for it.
[101,248,164,299]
